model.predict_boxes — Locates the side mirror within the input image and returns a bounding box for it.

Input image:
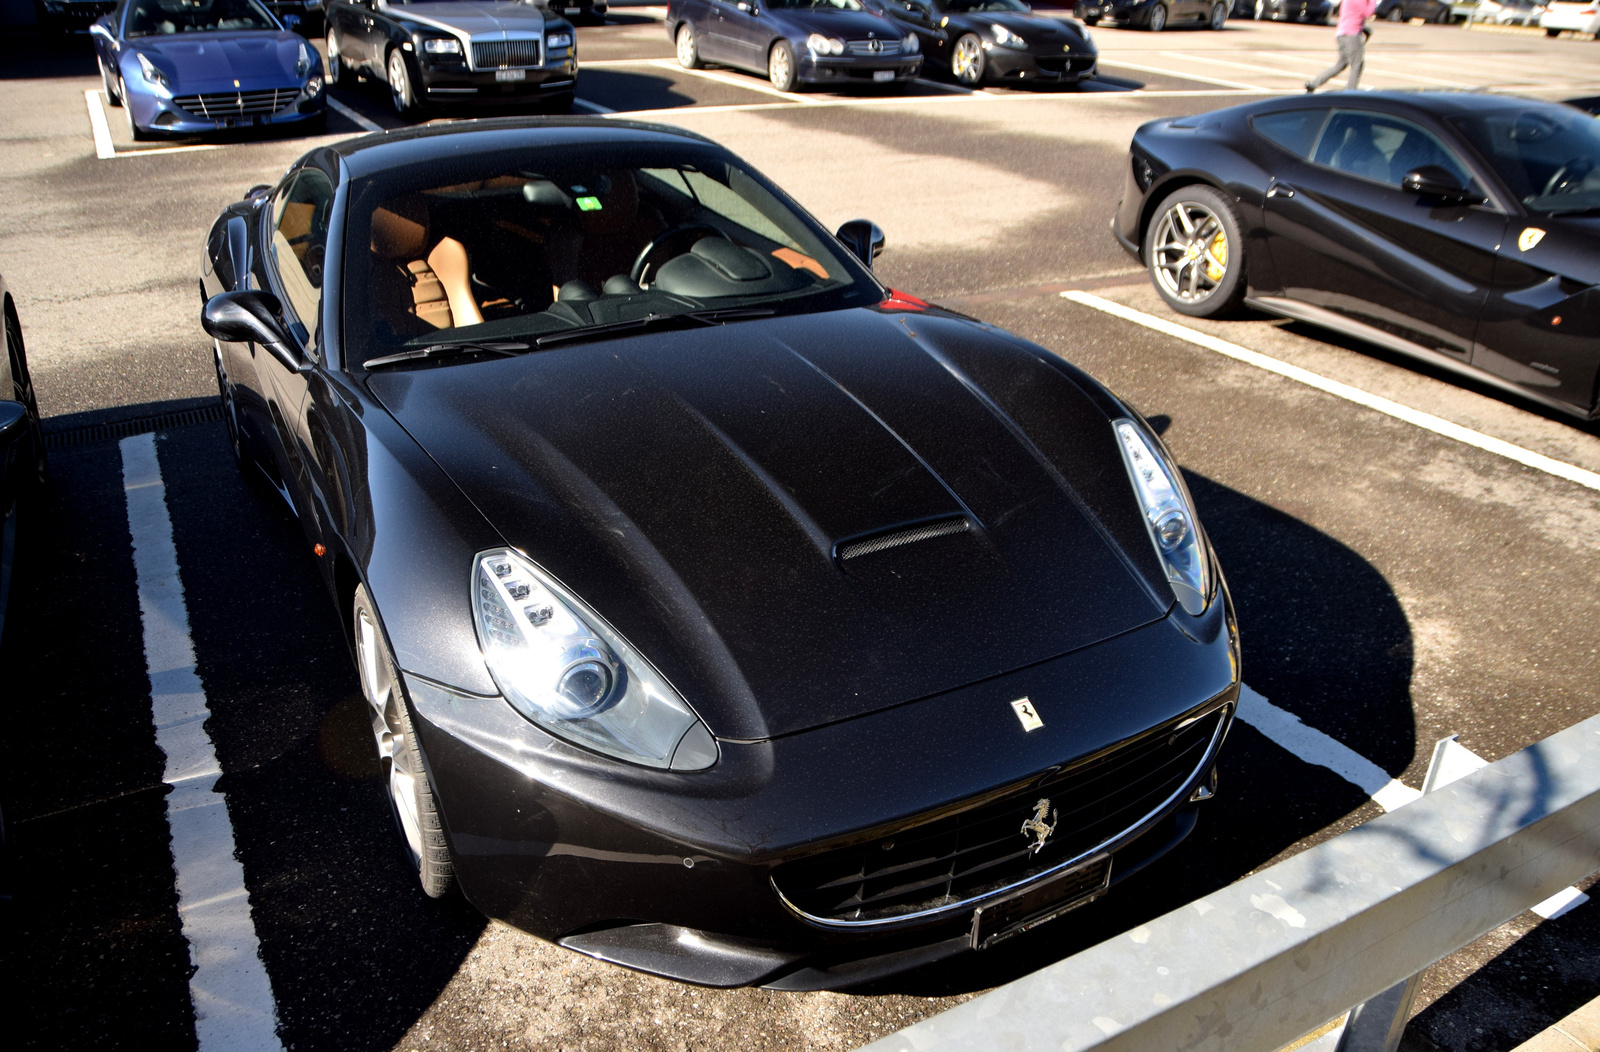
[1401,165,1485,206]
[736,1,759,13]
[836,219,886,269]
[283,12,302,31]
[202,290,308,372]
[0,401,29,447]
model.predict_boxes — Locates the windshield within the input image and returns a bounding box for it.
[344,142,881,367]
[1449,104,1600,215]
[127,0,277,35]
[766,0,866,10]
[943,0,1030,11]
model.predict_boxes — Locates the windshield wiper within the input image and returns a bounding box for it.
[364,339,530,369]
[533,308,776,349]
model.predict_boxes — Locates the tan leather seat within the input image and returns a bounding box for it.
[371,202,482,331]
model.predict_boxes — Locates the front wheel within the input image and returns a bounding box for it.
[1148,3,1169,31]
[767,39,798,91]
[354,585,457,899]
[120,78,148,140]
[101,60,122,106]
[1210,1,1227,28]
[951,32,986,84]
[387,47,418,117]
[1387,5,1405,20]
[676,23,703,69]
[1545,26,1559,36]
[326,31,350,87]
[1145,184,1247,318]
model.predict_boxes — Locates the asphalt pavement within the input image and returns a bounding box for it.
[1,9,1598,1052]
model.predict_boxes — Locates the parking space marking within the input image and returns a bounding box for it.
[572,97,617,113]
[1238,685,1423,812]
[1095,59,1278,93]
[85,89,115,159]
[122,434,283,1052]
[326,96,383,133]
[646,58,824,102]
[1062,291,1600,494]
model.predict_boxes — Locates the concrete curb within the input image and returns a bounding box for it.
[1510,995,1600,1052]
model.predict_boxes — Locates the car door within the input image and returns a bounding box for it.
[1261,107,1507,363]
[885,0,944,59]
[257,166,335,526]
[327,0,366,68]
[710,0,768,72]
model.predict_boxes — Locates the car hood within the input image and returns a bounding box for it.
[130,31,310,92]
[772,6,903,38]
[972,12,1093,47]
[376,0,550,34]
[368,308,1169,741]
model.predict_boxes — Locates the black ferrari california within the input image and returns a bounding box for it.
[200,118,1239,988]
[867,0,1098,87]
[1117,92,1600,421]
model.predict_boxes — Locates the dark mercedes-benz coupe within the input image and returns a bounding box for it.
[1077,0,1229,30]
[200,118,1239,988]
[324,0,576,116]
[1116,92,1600,422]
[867,0,1097,88]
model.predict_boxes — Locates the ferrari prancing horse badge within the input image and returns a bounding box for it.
[1010,697,1044,732]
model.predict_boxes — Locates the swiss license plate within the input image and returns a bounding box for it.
[564,6,581,12]
[969,856,1112,951]
[873,69,894,82]
[495,69,527,82]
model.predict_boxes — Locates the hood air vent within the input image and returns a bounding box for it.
[837,517,970,562]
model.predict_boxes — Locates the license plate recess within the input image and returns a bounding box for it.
[873,69,895,82]
[969,855,1112,950]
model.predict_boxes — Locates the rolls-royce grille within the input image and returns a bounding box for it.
[845,38,903,56]
[173,88,296,120]
[773,707,1225,925]
[472,40,541,69]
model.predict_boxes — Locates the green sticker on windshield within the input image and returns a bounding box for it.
[576,196,602,211]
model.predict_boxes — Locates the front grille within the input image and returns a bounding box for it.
[1036,55,1096,75]
[173,88,296,120]
[845,38,903,56]
[472,39,541,69]
[773,706,1226,926]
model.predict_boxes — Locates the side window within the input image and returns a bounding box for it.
[1251,109,1328,160]
[1311,110,1473,190]
[270,168,334,349]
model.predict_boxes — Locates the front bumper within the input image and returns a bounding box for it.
[1076,1,1158,25]
[1541,11,1600,31]
[1261,0,1333,19]
[983,45,1097,84]
[418,57,579,101]
[127,85,325,136]
[797,54,922,86]
[404,593,1239,987]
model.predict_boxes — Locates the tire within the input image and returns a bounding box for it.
[101,60,122,106]
[1210,1,1227,28]
[1083,14,1101,23]
[354,585,456,899]
[1545,26,1559,36]
[1254,0,1266,19]
[1387,5,1404,20]
[951,32,986,85]
[676,23,703,69]
[1144,184,1247,318]
[387,47,418,117]
[767,39,797,91]
[1434,6,1449,21]
[326,30,350,87]
[120,78,148,141]
[1148,3,1168,31]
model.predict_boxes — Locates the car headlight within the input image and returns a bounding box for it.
[904,32,919,52]
[992,23,1026,47]
[807,32,845,55]
[546,31,573,48]
[136,51,169,88]
[301,74,324,97]
[295,40,312,77]
[472,549,717,770]
[1113,419,1212,615]
[422,36,462,53]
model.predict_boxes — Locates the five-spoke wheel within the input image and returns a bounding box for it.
[1145,185,1246,318]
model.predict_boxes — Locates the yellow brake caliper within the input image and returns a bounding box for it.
[1205,230,1228,283]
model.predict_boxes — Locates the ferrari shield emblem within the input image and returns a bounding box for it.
[1518,227,1546,252]
[233,79,241,88]
[1064,43,1072,51]
[1010,697,1044,732]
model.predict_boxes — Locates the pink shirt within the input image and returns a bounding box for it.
[1338,0,1376,34]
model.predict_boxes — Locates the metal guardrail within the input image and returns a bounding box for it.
[857,713,1600,1052]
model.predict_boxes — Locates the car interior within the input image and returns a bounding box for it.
[362,163,843,353]
[127,0,276,35]
[1313,112,1473,190]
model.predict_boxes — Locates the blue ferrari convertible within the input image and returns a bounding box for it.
[92,0,326,140]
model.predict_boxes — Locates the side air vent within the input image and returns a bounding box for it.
[837,517,970,562]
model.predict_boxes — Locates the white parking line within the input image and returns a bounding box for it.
[122,434,283,1052]
[647,58,825,102]
[1062,291,1600,494]
[1095,58,1278,93]
[85,89,115,159]
[326,96,383,133]
[1236,685,1423,812]
[572,96,617,113]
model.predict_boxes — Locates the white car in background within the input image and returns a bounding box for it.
[1541,0,1600,34]
[1461,0,1545,24]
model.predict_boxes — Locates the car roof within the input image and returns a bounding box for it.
[1254,89,1572,120]
[331,117,722,178]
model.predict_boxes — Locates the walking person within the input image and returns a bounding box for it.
[1306,0,1377,92]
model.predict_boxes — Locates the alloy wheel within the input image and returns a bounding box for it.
[676,24,700,69]
[768,42,794,90]
[1211,1,1227,27]
[1151,200,1229,305]
[388,49,413,116]
[356,605,425,866]
[952,34,983,84]
[1149,3,1168,30]
[326,33,345,85]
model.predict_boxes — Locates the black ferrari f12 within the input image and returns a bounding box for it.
[1116,91,1600,421]
[200,117,1239,989]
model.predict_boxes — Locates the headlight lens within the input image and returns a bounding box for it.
[136,51,168,87]
[904,32,919,52]
[546,31,573,48]
[807,32,845,55]
[992,23,1026,47]
[296,39,312,76]
[422,36,462,53]
[471,549,717,770]
[1113,419,1212,615]
[301,74,324,97]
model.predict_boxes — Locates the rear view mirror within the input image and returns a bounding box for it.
[1401,165,1485,206]
[836,219,886,269]
[202,290,308,372]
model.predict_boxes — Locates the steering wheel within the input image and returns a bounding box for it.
[1542,156,1594,198]
[630,223,726,287]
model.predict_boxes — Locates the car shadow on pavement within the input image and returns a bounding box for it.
[855,463,1417,997]
[0,30,99,79]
